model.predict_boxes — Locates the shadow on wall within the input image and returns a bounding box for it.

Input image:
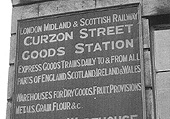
[155,0,170,15]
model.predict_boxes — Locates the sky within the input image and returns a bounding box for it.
[0,1,12,119]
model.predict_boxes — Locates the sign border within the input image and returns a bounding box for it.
[14,3,145,119]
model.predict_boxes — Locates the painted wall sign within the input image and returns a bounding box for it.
[14,4,144,119]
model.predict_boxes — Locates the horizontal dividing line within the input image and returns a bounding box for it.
[13,0,54,7]
[145,86,152,90]
[11,33,16,36]
[143,47,150,51]
[9,63,15,66]
[156,70,170,74]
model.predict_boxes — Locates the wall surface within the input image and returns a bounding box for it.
[7,0,170,119]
